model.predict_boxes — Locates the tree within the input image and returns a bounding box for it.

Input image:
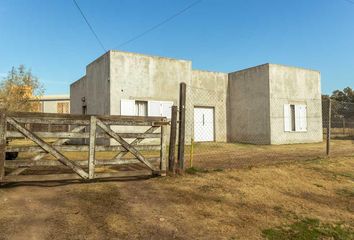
[331,87,354,103]
[0,65,44,112]
[328,87,354,122]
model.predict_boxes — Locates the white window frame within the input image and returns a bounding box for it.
[284,104,307,132]
[121,99,173,118]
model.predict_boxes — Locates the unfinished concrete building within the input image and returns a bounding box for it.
[70,50,323,145]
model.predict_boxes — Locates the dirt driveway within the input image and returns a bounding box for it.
[0,155,353,240]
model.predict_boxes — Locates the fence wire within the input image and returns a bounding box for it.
[181,85,354,170]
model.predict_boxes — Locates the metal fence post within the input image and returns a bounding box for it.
[168,106,178,173]
[190,137,194,168]
[177,82,186,173]
[326,98,331,156]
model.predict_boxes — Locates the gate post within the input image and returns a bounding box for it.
[0,110,6,181]
[160,123,168,176]
[168,106,178,174]
[177,82,186,173]
[88,116,97,179]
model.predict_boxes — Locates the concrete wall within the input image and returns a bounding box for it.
[70,76,87,114]
[188,70,228,142]
[109,50,192,115]
[108,51,228,143]
[228,64,271,144]
[70,53,110,116]
[108,51,192,145]
[269,64,323,144]
[86,53,110,115]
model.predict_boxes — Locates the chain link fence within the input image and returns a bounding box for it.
[323,98,354,155]
[178,85,354,171]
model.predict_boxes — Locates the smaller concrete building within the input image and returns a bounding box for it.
[228,64,322,144]
[35,95,70,114]
[71,50,323,145]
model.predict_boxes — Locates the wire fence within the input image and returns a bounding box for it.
[178,85,354,170]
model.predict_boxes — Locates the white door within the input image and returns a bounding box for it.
[194,107,214,142]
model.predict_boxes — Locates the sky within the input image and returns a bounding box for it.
[0,0,353,95]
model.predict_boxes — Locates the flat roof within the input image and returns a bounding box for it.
[37,95,70,100]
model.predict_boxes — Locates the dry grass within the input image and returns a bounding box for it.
[0,153,353,239]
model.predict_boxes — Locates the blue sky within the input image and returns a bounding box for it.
[0,0,353,95]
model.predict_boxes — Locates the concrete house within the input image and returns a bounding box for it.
[70,50,323,145]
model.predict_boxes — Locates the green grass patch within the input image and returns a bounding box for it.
[336,188,354,198]
[213,168,224,172]
[185,167,224,174]
[185,167,209,175]
[262,218,354,240]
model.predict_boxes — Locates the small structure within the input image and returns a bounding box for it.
[71,50,322,145]
[35,95,70,114]
[228,64,322,144]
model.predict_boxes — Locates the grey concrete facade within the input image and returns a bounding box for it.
[71,50,322,145]
[228,64,271,144]
[228,64,322,144]
[269,64,322,144]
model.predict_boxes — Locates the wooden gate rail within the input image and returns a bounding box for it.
[0,111,169,183]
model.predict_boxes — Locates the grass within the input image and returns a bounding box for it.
[2,139,354,239]
[0,155,353,239]
[336,188,354,198]
[262,218,354,240]
[185,167,209,174]
[185,167,224,174]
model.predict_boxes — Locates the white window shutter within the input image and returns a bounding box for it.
[161,101,173,118]
[284,104,291,132]
[120,99,135,116]
[148,101,162,116]
[299,105,307,131]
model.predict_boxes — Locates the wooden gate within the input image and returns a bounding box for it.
[0,111,169,183]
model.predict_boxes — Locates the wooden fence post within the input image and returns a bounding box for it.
[88,116,97,179]
[168,106,178,173]
[0,111,6,181]
[160,124,168,176]
[326,98,331,156]
[177,82,186,173]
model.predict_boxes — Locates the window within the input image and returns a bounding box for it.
[135,101,147,116]
[284,104,307,132]
[121,99,173,118]
[57,102,69,114]
[148,101,173,118]
[33,102,43,112]
[290,104,296,132]
[82,105,87,115]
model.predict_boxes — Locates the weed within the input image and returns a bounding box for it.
[262,218,354,240]
[185,167,209,175]
[336,188,354,198]
[213,168,224,172]
[313,183,324,188]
